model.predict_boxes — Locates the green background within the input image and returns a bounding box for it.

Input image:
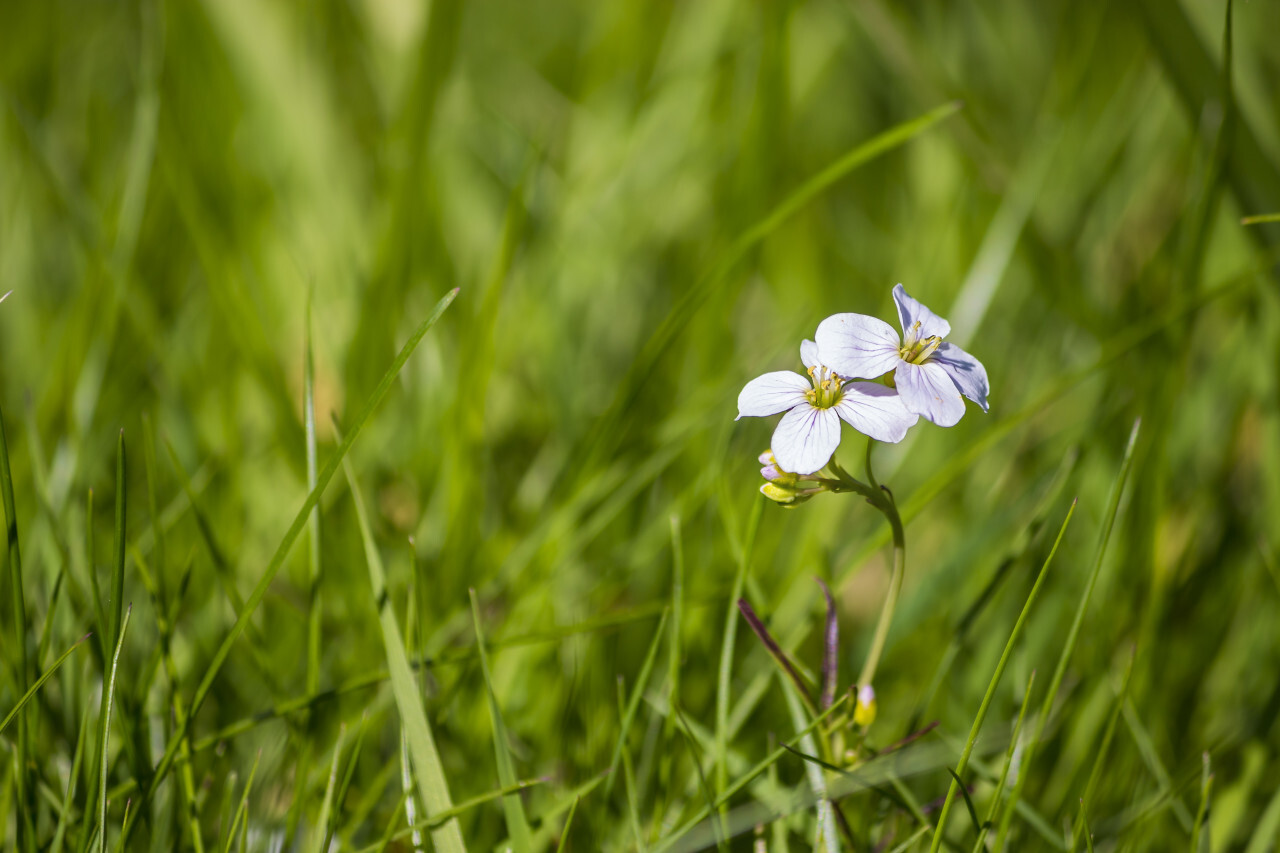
[2,0,1279,849]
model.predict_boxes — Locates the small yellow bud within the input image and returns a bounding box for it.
[853,685,877,728]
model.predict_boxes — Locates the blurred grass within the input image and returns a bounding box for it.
[2,0,1280,849]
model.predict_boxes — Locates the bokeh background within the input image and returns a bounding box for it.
[3,0,1280,849]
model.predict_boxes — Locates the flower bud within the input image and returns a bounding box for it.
[853,684,877,728]
[760,481,815,506]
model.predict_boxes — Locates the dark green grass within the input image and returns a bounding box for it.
[3,0,1280,849]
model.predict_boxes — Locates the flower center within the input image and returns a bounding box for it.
[899,333,942,365]
[805,365,845,409]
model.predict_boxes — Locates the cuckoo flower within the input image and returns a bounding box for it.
[737,339,918,476]
[815,284,989,427]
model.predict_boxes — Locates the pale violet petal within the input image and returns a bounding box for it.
[737,371,810,420]
[814,313,901,379]
[800,339,820,370]
[895,361,965,427]
[834,383,919,443]
[892,284,950,344]
[771,404,841,475]
[932,342,989,412]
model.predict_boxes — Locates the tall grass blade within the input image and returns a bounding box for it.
[605,609,670,796]
[304,296,323,697]
[995,420,1141,851]
[343,449,467,852]
[133,288,458,828]
[97,604,132,853]
[716,496,763,794]
[469,588,533,852]
[0,405,35,849]
[222,749,261,853]
[0,633,90,735]
[313,724,347,853]
[1191,753,1213,853]
[931,499,1077,849]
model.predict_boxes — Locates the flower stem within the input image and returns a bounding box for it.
[856,490,904,689]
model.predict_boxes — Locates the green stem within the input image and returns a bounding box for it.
[856,499,904,689]
[828,448,906,690]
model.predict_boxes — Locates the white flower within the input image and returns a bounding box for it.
[815,284,989,427]
[737,339,918,475]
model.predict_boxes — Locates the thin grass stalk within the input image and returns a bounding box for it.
[931,499,1076,850]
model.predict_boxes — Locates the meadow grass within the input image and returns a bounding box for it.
[3,0,1280,850]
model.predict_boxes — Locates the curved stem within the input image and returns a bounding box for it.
[856,494,905,689]
[831,444,907,690]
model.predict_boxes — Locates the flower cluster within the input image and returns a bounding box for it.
[738,285,988,485]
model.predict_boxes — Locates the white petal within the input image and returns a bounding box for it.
[893,284,950,344]
[800,339,820,370]
[771,405,841,475]
[895,361,966,426]
[737,371,811,420]
[932,342,989,412]
[814,313,901,379]
[834,383,919,443]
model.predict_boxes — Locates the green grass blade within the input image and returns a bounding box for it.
[343,447,466,852]
[716,496,763,794]
[995,420,1141,851]
[0,633,90,735]
[973,670,1037,853]
[553,796,580,853]
[1243,782,1280,853]
[109,431,127,660]
[97,603,132,853]
[132,288,458,830]
[469,589,533,852]
[1191,753,1213,853]
[304,295,323,697]
[222,749,261,853]
[1069,650,1135,852]
[49,700,93,853]
[605,608,670,796]
[0,405,35,849]
[313,724,347,853]
[329,714,371,852]
[1241,213,1280,225]
[931,499,1077,850]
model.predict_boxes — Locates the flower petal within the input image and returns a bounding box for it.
[814,313,901,379]
[736,371,810,420]
[771,404,841,475]
[834,383,920,443]
[800,339,820,370]
[895,361,966,426]
[932,342,989,412]
[893,284,950,344]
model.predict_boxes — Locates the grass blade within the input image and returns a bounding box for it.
[469,588,533,852]
[130,288,458,835]
[605,608,670,796]
[931,499,1077,849]
[0,633,91,735]
[313,724,347,853]
[716,496,763,794]
[995,420,1141,851]
[222,749,261,853]
[343,447,467,852]
[304,295,323,697]
[1191,753,1213,853]
[0,405,36,849]
[553,796,580,853]
[97,604,132,853]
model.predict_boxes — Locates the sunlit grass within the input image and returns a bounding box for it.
[3,0,1280,850]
